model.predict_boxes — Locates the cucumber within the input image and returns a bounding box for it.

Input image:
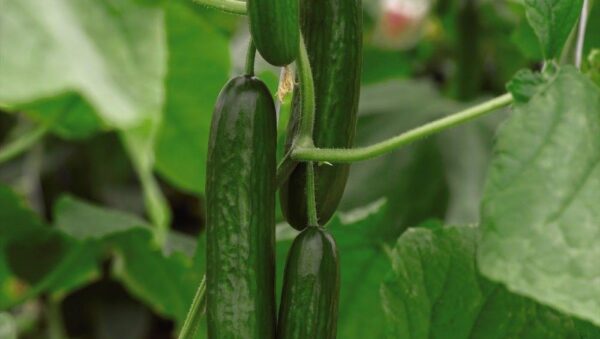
[277,226,340,339]
[206,76,277,338]
[248,0,299,66]
[280,0,362,229]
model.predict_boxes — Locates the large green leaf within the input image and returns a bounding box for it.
[0,186,98,309]
[54,195,200,323]
[109,231,196,323]
[0,0,166,128]
[332,202,393,338]
[154,1,230,194]
[1,189,199,325]
[524,0,583,59]
[383,224,600,338]
[478,66,600,326]
[54,195,149,240]
[19,94,103,140]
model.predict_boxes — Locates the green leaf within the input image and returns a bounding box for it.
[0,253,24,309]
[524,0,583,59]
[1,190,199,325]
[506,69,546,103]
[110,231,196,323]
[0,0,166,128]
[511,17,544,61]
[506,66,562,104]
[54,195,200,323]
[332,202,393,338]
[0,185,98,307]
[479,66,600,326]
[54,195,149,240]
[154,1,230,194]
[19,94,102,140]
[383,224,600,338]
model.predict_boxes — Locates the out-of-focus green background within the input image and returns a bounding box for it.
[0,0,599,337]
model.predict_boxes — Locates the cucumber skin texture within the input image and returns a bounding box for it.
[277,226,340,339]
[248,0,299,66]
[280,0,362,229]
[206,76,277,339]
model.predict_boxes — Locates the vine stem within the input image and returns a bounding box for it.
[305,162,318,226]
[178,275,207,339]
[47,298,67,339]
[192,0,246,15]
[245,40,257,76]
[292,93,513,163]
[295,36,316,148]
[575,0,590,68]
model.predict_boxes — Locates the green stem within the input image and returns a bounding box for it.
[47,298,67,339]
[139,170,169,245]
[292,93,513,163]
[0,125,48,165]
[575,0,590,68]
[295,36,316,148]
[192,0,246,15]
[245,40,257,76]
[305,162,318,226]
[178,276,207,339]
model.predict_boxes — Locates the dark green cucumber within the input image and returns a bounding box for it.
[280,0,362,229]
[277,226,340,338]
[248,0,299,66]
[206,76,277,338]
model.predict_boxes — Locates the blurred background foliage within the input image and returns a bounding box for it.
[0,0,598,337]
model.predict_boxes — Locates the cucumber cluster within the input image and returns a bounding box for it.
[206,0,361,336]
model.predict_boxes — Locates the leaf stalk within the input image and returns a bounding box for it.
[292,93,514,163]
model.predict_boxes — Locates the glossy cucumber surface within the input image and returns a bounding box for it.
[280,0,362,229]
[277,226,340,339]
[206,76,277,339]
[248,0,299,66]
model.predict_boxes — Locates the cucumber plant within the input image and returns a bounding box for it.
[175,0,599,336]
[0,0,597,337]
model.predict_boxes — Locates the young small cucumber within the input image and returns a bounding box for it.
[248,0,299,66]
[206,76,277,338]
[280,0,362,229]
[277,226,340,339]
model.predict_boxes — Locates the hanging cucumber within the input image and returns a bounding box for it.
[248,0,299,66]
[277,226,340,339]
[280,0,363,229]
[206,75,277,338]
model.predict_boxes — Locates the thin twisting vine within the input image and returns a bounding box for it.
[292,93,513,163]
